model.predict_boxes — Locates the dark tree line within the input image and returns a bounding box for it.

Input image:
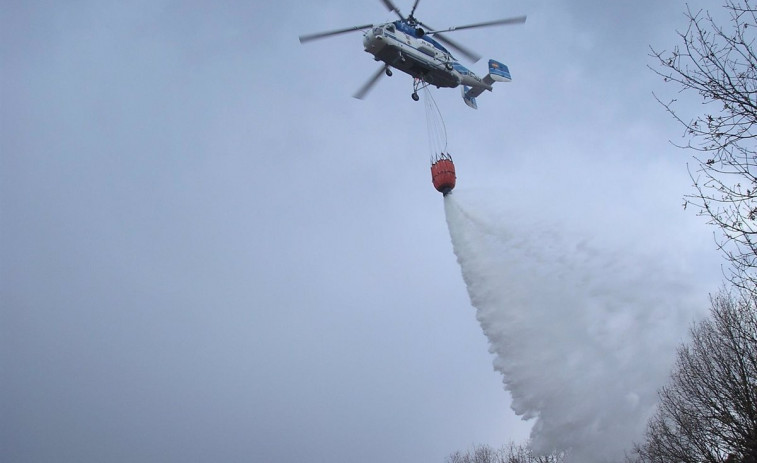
[446,442,564,463]
[632,290,757,463]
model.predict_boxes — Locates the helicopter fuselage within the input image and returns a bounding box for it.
[362,21,491,91]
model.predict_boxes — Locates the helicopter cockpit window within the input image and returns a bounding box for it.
[386,24,395,33]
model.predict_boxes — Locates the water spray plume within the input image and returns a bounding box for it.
[443,189,709,462]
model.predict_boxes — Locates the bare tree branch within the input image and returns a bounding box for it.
[650,0,757,288]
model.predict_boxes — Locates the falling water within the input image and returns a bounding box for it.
[444,189,711,462]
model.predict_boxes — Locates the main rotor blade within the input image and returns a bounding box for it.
[380,0,404,20]
[353,66,386,99]
[299,24,373,43]
[428,15,527,34]
[428,29,481,62]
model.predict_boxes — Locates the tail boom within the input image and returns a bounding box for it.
[461,59,512,109]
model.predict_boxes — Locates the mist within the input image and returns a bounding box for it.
[444,188,712,462]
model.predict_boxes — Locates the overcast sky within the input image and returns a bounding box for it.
[1,1,724,462]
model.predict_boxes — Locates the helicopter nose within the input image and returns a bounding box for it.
[363,29,377,47]
[363,29,384,52]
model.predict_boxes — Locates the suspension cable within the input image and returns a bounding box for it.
[422,86,448,163]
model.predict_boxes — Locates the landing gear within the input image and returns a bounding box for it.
[411,78,428,102]
[385,68,393,77]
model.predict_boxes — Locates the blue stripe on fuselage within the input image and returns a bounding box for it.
[393,20,452,56]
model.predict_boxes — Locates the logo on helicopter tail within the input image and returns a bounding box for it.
[488,59,511,82]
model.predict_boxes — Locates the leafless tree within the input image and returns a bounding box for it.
[445,442,564,463]
[651,0,757,287]
[631,290,757,463]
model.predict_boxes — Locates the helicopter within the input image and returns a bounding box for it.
[299,0,525,109]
